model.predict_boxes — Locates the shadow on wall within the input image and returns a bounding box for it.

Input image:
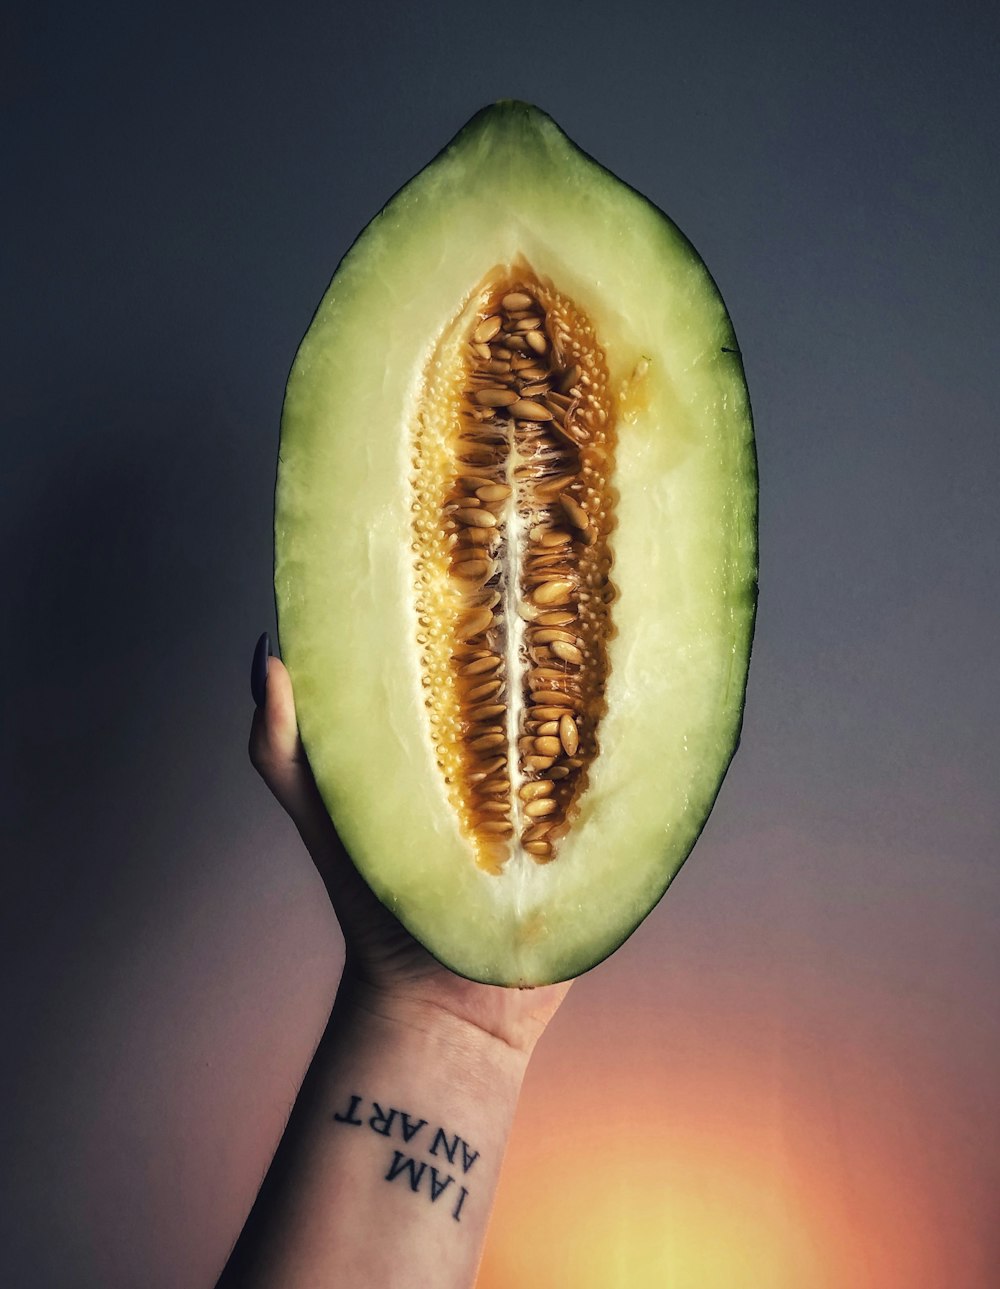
[1,378,267,1101]
[1,349,351,1289]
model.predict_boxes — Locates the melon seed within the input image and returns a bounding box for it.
[480,820,515,837]
[467,678,503,701]
[458,606,495,638]
[510,398,553,421]
[533,628,579,645]
[474,388,519,407]
[453,558,492,581]
[551,641,584,665]
[533,579,575,606]
[559,713,580,756]
[458,654,502,676]
[474,315,502,342]
[519,779,554,801]
[559,493,590,531]
[476,483,512,502]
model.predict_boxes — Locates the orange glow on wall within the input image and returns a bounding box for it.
[479,1125,843,1288]
[476,963,999,1289]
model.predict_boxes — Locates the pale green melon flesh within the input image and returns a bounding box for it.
[275,103,757,986]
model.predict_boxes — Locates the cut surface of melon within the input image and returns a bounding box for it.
[275,102,757,986]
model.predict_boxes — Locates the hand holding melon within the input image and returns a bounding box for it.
[250,647,571,1048]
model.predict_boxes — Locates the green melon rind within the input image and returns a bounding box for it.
[275,102,757,986]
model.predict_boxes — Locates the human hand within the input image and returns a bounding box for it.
[248,634,571,1056]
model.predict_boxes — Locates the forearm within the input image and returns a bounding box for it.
[217,977,530,1288]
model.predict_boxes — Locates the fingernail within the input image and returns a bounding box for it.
[251,632,271,707]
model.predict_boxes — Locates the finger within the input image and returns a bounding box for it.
[249,653,338,859]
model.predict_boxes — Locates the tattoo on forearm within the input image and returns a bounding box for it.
[333,1093,478,1221]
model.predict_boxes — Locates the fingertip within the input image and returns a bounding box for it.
[250,631,270,707]
[263,656,300,747]
[249,651,299,768]
[248,654,334,845]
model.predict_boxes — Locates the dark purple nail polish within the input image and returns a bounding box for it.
[251,632,271,707]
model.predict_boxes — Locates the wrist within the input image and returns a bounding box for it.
[334,972,535,1085]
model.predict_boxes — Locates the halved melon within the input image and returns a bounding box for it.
[275,102,756,986]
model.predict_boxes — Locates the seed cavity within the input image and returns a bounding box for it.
[410,266,618,870]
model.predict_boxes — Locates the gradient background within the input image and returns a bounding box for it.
[3,3,998,1286]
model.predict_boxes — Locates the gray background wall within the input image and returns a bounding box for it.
[3,2,998,1285]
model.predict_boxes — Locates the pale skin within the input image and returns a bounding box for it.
[216,654,571,1288]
